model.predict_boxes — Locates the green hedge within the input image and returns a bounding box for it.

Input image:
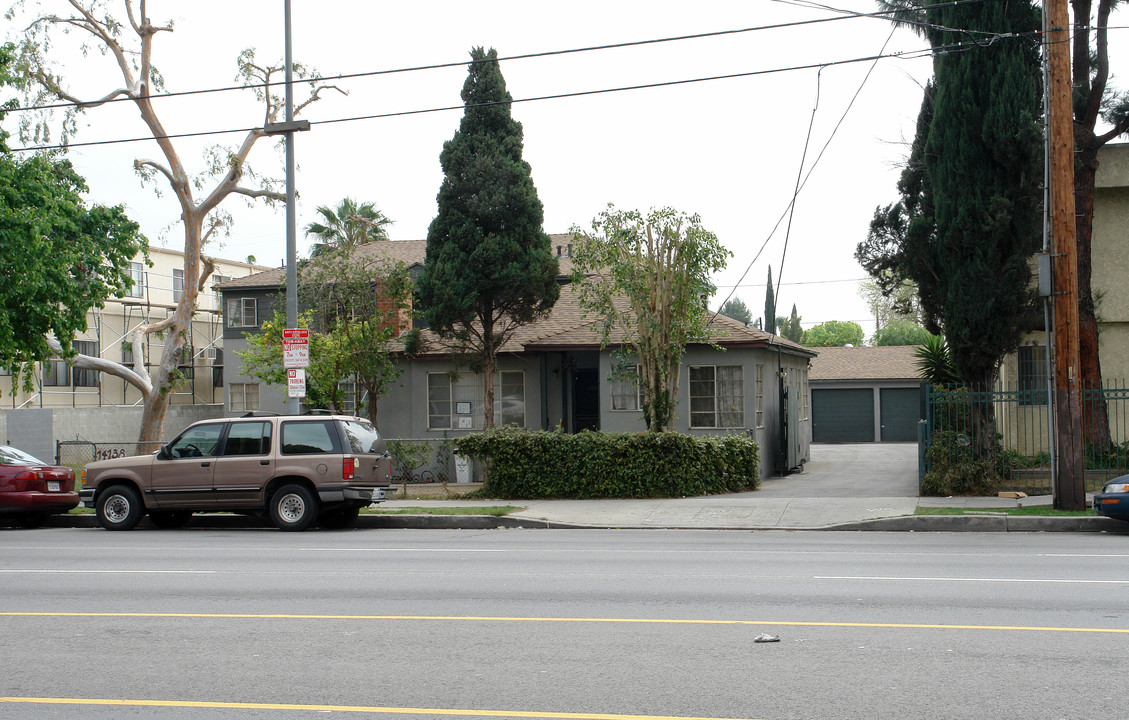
[453,427,759,499]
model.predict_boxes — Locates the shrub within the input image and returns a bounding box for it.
[921,429,1013,496]
[453,426,759,499]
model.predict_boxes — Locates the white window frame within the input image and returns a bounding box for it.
[229,382,260,413]
[226,297,258,328]
[755,364,765,429]
[427,371,525,430]
[129,261,144,299]
[172,268,184,303]
[689,365,744,429]
[610,365,642,412]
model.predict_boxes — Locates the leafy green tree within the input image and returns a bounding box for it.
[572,205,730,432]
[300,248,412,428]
[305,197,392,257]
[238,310,351,411]
[859,276,921,328]
[718,297,752,325]
[877,0,1129,447]
[237,250,411,427]
[873,318,932,347]
[856,0,1042,388]
[778,304,804,344]
[0,43,145,393]
[763,266,776,335]
[9,3,337,443]
[418,47,560,429]
[804,320,864,348]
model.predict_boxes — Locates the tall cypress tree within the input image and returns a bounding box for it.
[857,1,1042,448]
[418,47,559,429]
[763,266,776,335]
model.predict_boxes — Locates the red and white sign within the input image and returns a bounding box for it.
[287,368,306,398]
[282,328,309,369]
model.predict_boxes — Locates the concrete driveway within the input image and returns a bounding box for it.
[755,442,919,498]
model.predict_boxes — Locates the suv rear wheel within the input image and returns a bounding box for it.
[97,485,143,531]
[270,484,317,532]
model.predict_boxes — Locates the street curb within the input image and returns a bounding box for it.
[29,512,1129,532]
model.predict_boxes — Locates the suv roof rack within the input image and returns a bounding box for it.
[240,411,280,418]
[301,409,334,415]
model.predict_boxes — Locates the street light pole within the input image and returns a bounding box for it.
[283,0,299,416]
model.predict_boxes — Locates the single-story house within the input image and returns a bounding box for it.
[808,345,922,443]
[217,236,816,479]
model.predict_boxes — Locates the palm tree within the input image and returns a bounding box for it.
[305,198,392,257]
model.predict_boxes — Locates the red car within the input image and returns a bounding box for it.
[0,445,79,528]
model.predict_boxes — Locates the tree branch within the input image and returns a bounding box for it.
[47,334,152,394]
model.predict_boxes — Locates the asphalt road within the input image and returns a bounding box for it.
[2,527,1127,719]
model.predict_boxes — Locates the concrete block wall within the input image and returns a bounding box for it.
[2,405,225,463]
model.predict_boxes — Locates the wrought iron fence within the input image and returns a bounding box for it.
[921,380,1129,496]
[57,440,162,475]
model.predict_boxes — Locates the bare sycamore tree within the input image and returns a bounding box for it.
[9,0,341,442]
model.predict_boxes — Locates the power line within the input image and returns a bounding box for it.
[7,0,987,116]
[16,39,1001,154]
[714,277,869,290]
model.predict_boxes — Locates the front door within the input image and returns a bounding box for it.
[150,422,224,508]
[572,369,599,432]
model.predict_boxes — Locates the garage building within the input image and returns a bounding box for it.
[809,346,922,443]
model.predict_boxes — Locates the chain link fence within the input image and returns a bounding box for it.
[56,440,162,477]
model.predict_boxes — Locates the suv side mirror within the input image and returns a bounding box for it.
[157,445,172,460]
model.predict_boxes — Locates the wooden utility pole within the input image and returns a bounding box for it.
[1047,0,1085,510]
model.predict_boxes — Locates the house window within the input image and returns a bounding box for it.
[338,381,357,414]
[229,382,260,412]
[72,340,99,387]
[427,373,453,430]
[610,365,642,411]
[498,372,525,426]
[427,371,525,430]
[129,262,144,299]
[689,365,744,429]
[172,268,184,303]
[1018,345,1048,405]
[226,297,258,328]
[755,364,765,429]
[42,357,70,387]
[212,348,224,389]
[801,369,809,420]
[211,274,230,293]
[177,344,194,380]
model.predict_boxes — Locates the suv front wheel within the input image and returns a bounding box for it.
[97,485,144,531]
[270,484,317,532]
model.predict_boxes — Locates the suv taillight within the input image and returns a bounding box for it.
[343,458,355,480]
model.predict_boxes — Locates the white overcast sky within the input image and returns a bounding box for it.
[8,0,1129,340]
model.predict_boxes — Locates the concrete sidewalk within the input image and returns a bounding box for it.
[30,444,1128,533]
[372,444,1122,533]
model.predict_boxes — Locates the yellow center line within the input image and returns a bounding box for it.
[1,611,1127,634]
[0,697,767,720]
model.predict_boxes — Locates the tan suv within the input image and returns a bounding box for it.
[80,413,391,531]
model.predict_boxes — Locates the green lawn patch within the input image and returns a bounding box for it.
[362,505,522,517]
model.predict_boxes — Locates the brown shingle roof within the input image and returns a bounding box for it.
[217,235,577,290]
[808,345,921,382]
[222,235,813,358]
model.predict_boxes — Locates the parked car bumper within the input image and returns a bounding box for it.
[1093,492,1129,521]
[318,486,390,504]
[0,490,80,515]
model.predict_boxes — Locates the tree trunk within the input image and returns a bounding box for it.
[1075,135,1112,449]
